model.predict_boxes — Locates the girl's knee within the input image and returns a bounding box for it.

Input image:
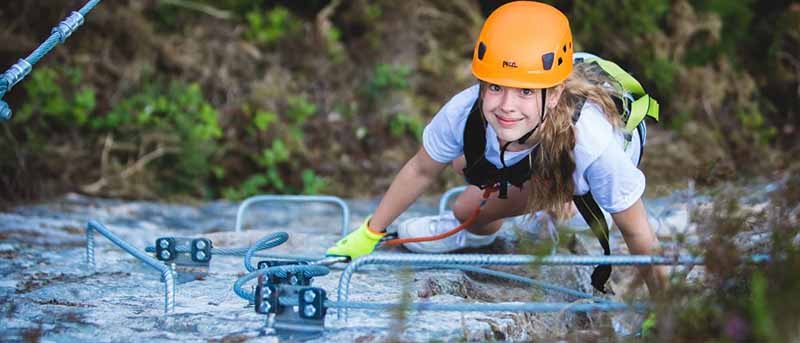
[452,188,481,222]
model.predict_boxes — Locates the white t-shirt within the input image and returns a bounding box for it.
[422,84,645,213]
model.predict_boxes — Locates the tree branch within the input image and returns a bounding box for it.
[158,0,234,20]
[80,144,171,194]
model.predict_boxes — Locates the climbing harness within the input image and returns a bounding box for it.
[0,0,102,121]
[461,98,537,200]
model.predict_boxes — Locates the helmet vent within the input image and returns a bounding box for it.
[558,57,563,66]
[478,42,487,60]
[563,45,567,53]
[542,52,555,70]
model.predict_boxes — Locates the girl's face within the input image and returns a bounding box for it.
[481,84,544,144]
[481,83,564,145]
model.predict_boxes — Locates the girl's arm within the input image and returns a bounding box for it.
[611,198,668,293]
[369,147,448,232]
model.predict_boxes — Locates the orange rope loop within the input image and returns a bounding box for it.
[382,185,498,246]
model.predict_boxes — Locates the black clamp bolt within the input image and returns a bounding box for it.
[257,260,311,285]
[287,272,311,286]
[298,288,326,319]
[155,237,176,262]
[255,278,279,315]
[191,238,212,263]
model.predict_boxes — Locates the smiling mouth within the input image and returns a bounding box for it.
[495,115,523,125]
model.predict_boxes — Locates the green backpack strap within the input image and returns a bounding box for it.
[629,94,659,133]
[582,57,660,132]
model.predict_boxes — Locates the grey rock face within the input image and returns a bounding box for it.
[0,189,726,342]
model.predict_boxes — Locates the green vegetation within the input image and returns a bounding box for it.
[15,67,96,129]
[0,0,800,191]
[222,94,326,199]
[104,80,221,195]
[2,0,796,201]
[369,63,412,96]
[1,1,797,203]
[244,6,301,46]
[366,63,424,140]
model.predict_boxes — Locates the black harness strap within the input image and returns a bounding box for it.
[571,97,614,293]
[461,99,536,198]
[574,192,612,293]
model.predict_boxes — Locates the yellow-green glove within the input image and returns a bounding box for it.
[326,217,384,260]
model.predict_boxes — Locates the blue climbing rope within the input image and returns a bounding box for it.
[243,232,290,272]
[0,0,102,121]
[312,299,640,314]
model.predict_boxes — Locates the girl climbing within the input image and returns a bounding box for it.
[327,1,667,294]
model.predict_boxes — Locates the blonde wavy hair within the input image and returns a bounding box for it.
[524,62,624,221]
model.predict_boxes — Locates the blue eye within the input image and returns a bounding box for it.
[488,84,501,92]
[521,89,534,96]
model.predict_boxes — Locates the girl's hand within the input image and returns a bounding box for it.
[325,217,384,260]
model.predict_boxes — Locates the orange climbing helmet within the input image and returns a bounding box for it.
[471,1,573,89]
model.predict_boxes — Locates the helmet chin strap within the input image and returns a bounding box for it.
[497,88,547,199]
[516,88,548,145]
[499,88,547,168]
